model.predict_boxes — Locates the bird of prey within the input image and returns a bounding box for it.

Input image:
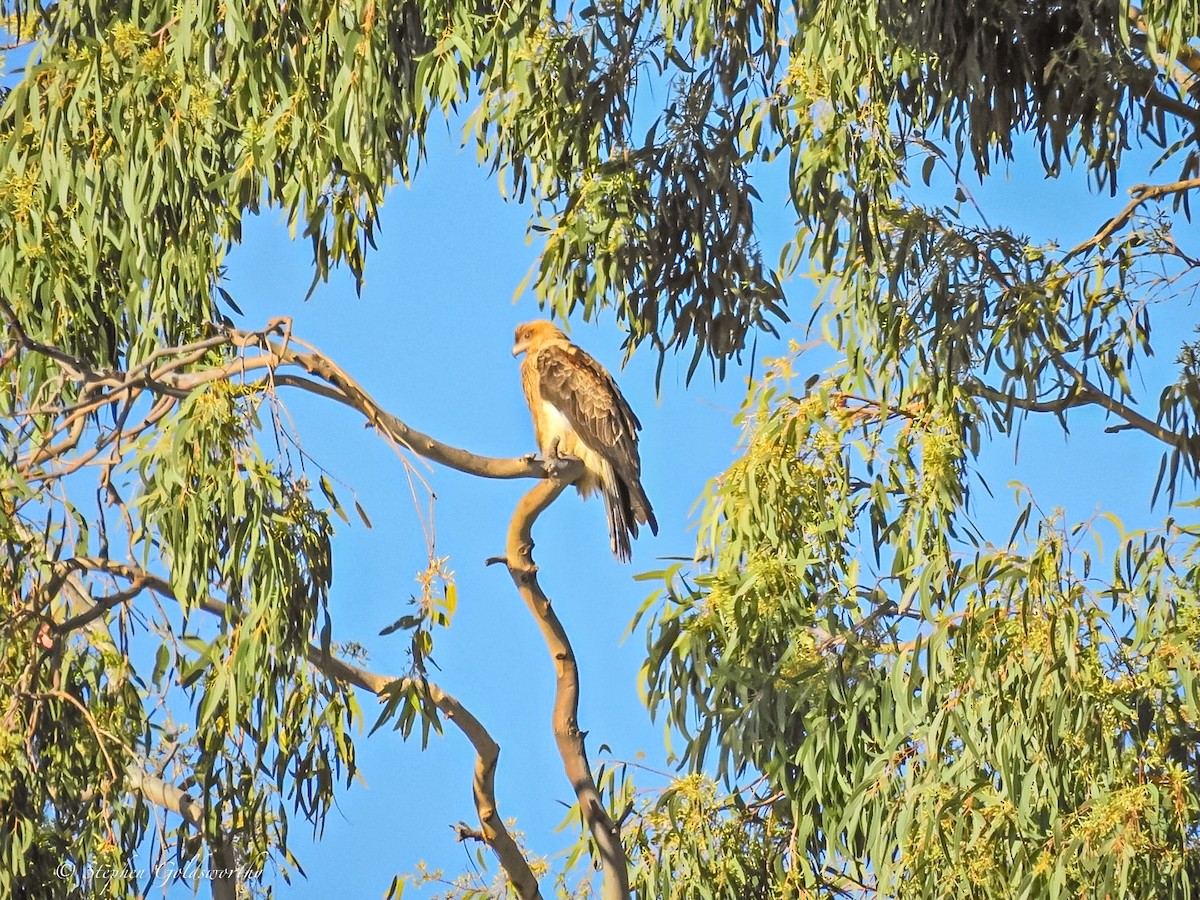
[512,320,658,561]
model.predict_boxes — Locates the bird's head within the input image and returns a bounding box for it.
[512,320,567,357]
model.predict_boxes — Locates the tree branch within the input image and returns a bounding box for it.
[19,322,581,895]
[496,480,632,900]
[125,764,238,900]
[11,319,556,484]
[53,575,153,635]
[1130,5,1200,92]
[965,379,1091,415]
[1143,84,1200,130]
[968,363,1192,453]
[918,215,1198,459]
[226,328,551,480]
[56,557,543,898]
[1066,177,1200,259]
[314,652,542,899]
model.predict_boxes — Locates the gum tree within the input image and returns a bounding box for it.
[4,0,1200,898]
[630,1,1200,897]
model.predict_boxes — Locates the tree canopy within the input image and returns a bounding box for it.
[2,0,1200,897]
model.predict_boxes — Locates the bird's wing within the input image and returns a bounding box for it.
[533,342,642,467]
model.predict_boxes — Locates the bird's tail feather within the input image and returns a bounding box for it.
[605,484,634,562]
[630,481,658,536]
[604,477,657,562]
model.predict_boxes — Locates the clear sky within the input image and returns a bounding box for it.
[220,123,781,897]
[2,17,1191,900]
[206,120,1187,897]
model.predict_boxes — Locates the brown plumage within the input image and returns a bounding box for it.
[512,320,658,561]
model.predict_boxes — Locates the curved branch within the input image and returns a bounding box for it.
[163,325,551,480]
[1066,177,1200,259]
[309,653,542,899]
[968,366,1191,452]
[1045,349,1187,449]
[11,319,554,483]
[56,558,542,898]
[498,480,631,900]
[1144,84,1200,130]
[53,575,153,634]
[966,379,1091,415]
[20,322,566,893]
[1130,5,1200,88]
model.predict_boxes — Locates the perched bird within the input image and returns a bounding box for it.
[512,320,658,561]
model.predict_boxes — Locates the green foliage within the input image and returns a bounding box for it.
[624,773,788,898]
[601,0,1200,891]
[641,359,1200,896]
[4,0,1200,895]
[0,634,149,900]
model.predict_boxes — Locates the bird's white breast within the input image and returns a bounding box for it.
[539,400,608,497]
[539,400,574,444]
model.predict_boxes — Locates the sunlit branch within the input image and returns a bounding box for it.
[225,327,556,480]
[311,653,543,900]
[1129,5,1200,91]
[1143,85,1200,130]
[969,366,1191,455]
[54,557,542,898]
[491,478,632,900]
[18,320,585,894]
[965,379,1090,415]
[1067,178,1200,259]
[10,318,565,484]
[22,395,176,484]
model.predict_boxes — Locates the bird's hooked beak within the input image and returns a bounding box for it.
[511,337,527,358]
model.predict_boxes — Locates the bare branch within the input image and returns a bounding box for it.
[499,479,632,900]
[966,379,1089,416]
[1067,178,1200,259]
[229,329,552,480]
[56,557,543,898]
[53,575,153,634]
[1130,5,1200,92]
[1144,84,1200,130]
[11,320,558,483]
[968,362,1192,454]
[307,652,541,896]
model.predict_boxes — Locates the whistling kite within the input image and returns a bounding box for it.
[512,320,658,561]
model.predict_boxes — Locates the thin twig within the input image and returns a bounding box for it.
[1066,178,1200,260]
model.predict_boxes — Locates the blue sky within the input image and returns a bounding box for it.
[2,17,1193,900]
[222,124,778,896]
[208,121,1188,895]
